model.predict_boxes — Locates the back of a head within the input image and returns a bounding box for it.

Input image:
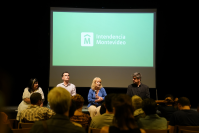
[142,98,157,115]
[131,95,143,110]
[48,87,71,114]
[178,97,190,106]
[69,99,76,118]
[71,94,84,109]
[105,93,117,112]
[30,92,42,104]
[112,94,136,129]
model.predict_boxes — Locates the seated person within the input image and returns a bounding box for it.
[90,94,116,129]
[20,92,55,122]
[137,98,167,129]
[30,87,86,133]
[88,77,107,118]
[17,78,45,120]
[69,99,82,127]
[100,102,106,115]
[100,94,145,133]
[157,94,177,121]
[131,95,145,122]
[169,97,199,133]
[70,94,91,131]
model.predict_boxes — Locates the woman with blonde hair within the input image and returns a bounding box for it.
[88,77,107,118]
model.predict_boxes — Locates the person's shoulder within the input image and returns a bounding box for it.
[38,87,43,91]
[56,83,63,87]
[141,83,148,88]
[101,126,109,133]
[159,116,167,121]
[24,87,29,91]
[128,84,134,87]
[69,83,75,86]
[100,87,106,91]
[71,124,86,133]
[89,88,94,92]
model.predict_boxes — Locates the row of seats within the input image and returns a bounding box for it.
[89,126,199,133]
[7,119,199,133]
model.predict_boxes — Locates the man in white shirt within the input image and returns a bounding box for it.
[57,71,76,96]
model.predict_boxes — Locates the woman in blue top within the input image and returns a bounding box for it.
[88,77,107,118]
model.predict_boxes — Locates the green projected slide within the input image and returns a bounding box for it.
[53,12,154,67]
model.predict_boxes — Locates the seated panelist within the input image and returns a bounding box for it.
[88,77,107,118]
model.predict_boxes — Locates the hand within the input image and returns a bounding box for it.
[95,97,103,103]
[95,94,99,99]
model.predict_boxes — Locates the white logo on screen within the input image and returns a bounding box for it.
[81,32,93,46]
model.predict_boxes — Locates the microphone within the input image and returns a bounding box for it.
[95,90,97,94]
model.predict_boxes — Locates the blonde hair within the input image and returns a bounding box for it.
[131,95,143,110]
[48,87,71,114]
[91,77,103,90]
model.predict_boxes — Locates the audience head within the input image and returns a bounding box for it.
[100,102,106,115]
[112,94,136,129]
[30,92,42,105]
[177,97,191,110]
[28,78,39,92]
[91,77,102,90]
[69,99,76,118]
[142,98,157,115]
[71,94,84,109]
[48,87,71,115]
[131,95,143,110]
[164,94,174,105]
[105,93,117,112]
[132,72,141,84]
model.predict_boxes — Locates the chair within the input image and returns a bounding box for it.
[88,127,101,133]
[177,126,199,133]
[180,129,199,133]
[8,119,18,129]
[145,129,169,133]
[18,122,34,129]
[12,128,31,133]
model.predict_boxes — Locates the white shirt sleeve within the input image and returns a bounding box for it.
[22,88,30,99]
[37,87,45,100]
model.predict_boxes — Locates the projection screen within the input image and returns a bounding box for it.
[49,7,157,88]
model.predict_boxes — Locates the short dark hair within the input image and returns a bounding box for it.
[178,97,190,106]
[142,98,157,115]
[100,102,106,115]
[62,71,69,77]
[30,93,42,104]
[105,93,117,112]
[71,94,84,109]
[69,99,76,118]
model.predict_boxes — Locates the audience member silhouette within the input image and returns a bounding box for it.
[90,93,116,129]
[30,87,86,133]
[137,98,167,129]
[100,94,145,133]
[131,95,145,122]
